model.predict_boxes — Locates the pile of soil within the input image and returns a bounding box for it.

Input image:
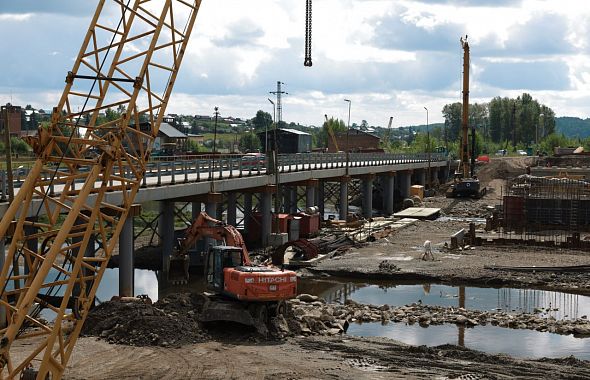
[476,157,533,184]
[83,293,210,347]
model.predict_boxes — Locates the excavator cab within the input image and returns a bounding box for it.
[204,246,243,292]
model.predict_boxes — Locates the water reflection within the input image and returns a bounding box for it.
[347,322,590,360]
[298,279,589,320]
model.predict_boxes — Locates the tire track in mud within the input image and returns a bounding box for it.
[64,339,202,379]
[298,336,590,379]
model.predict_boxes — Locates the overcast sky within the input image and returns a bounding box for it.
[1,0,589,128]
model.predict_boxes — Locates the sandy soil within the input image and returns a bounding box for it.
[61,335,590,380]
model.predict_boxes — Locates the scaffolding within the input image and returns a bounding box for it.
[500,175,590,245]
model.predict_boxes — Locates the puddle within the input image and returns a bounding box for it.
[299,279,590,360]
[298,280,590,320]
[347,322,590,360]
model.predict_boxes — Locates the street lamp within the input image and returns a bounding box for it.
[344,99,351,174]
[424,106,431,188]
[539,113,544,144]
[267,98,275,154]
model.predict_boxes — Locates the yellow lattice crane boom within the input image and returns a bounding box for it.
[0,1,200,378]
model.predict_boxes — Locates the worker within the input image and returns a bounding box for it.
[421,240,434,261]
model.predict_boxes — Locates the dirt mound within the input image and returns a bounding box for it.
[476,157,534,184]
[83,293,210,347]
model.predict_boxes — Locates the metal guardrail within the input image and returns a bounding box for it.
[0,152,447,199]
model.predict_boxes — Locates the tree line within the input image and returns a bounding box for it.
[442,92,556,148]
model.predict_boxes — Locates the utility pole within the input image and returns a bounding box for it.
[1,104,14,202]
[267,98,275,155]
[269,82,287,236]
[424,106,431,188]
[344,99,351,175]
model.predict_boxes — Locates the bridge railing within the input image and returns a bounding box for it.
[0,152,447,198]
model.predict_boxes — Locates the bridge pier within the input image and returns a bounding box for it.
[159,200,175,275]
[305,180,317,210]
[119,215,134,297]
[205,193,222,249]
[260,188,273,247]
[361,174,375,219]
[399,170,412,199]
[289,187,298,214]
[381,172,395,215]
[243,193,252,235]
[192,201,202,220]
[417,169,427,187]
[226,192,237,226]
[339,176,349,220]
[317,180,325,219]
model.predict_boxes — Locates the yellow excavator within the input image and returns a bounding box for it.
[324,114,340,152]
[447,36,486,199]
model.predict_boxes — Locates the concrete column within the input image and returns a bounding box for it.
[339,177,349,220]
[261,191,272,247]
[432,167,440,186]
[227,193,237,226]
[361,176,374,219]
[118,216,134,297]
[418,169,427,187]
[205,200,218,249]
[243,193,252,234]
[159,200,175,273]
[317,181,325,219]
[305,183,316,209]
[289,187,298,214]
[0,237,5,328]
[383,173,395,215]
[399,171,412,199]
[191,202,202,220]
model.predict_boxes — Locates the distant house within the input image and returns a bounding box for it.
[257,128,312,154]
[0,104,23,137]
[329,129,381,152]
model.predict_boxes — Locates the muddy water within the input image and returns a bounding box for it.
[347,322,590,360]
[299,279,590,320]
[300,279,590,360]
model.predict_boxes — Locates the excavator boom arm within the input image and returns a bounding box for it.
[178,212,251,266]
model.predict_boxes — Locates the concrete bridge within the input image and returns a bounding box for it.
[0,152,449,296]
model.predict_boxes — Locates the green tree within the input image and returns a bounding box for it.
[252,110,272,132]
[239,131,261,153]
[318,117,346,148]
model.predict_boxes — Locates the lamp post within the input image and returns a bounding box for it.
[424,106,431,188]
[267,98,275,154]
[539,113,544,144]
[344,99,351,174]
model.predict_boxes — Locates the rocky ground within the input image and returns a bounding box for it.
[62,157,590,379]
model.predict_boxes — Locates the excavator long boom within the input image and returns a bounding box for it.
[178,212,251,266]
[324,114,339,152]
[460,35,470,178]
[0,1,200,379]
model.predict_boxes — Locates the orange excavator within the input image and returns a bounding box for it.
[168,212,297,331]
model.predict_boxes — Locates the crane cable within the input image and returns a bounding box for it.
[304,0,312,67]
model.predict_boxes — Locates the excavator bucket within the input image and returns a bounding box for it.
[166,255,190,285]
[199,296,275,336]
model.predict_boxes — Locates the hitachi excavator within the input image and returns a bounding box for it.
[168,212,297,331]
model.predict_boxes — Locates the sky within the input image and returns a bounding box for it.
[0,0,589,128]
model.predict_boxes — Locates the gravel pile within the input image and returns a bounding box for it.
[288,294,590,337]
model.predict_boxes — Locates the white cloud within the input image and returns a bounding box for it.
[1,0,589,127]
[0,13,33,21]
